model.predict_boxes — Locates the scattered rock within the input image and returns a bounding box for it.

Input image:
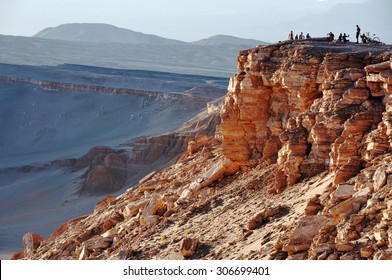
[78,246,88,260]
[336,242,355,252]
[92,237,113,250]
[121,199,148,219]
[180,237,199,257]
[140,194,167,225]
[304,195,322,216]
[373,167,387,191]
[187,136,213,155]
[248,205,285,230]
[311,243,334,254]
[340,254,354,260]
[22,232,45,255]
[283,215,336,254]
[139,215,160,233]
[329,196,368,221]
[360,247,374,258]
[334,184,355,200]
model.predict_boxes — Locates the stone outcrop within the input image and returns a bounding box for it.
[79,147,128,194]
[221,40,392,192]
[180,237,199,257]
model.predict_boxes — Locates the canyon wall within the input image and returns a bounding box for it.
[0,75,207,100]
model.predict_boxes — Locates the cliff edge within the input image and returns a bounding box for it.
[13,40,392,260]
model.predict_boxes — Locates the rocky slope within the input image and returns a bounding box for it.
[13,39,392,260]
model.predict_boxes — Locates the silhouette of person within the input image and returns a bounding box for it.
[356,25,361,43]
[327,32,334,41]
[288,31,294,40]
[338,33,343,42]
[299,32,304,39]
[360,33,368,43]
[343,33,349,43]
[306,33,311,39]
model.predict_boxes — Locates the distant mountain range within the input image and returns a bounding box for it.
[33,23,267,47]
[0,23,268,77]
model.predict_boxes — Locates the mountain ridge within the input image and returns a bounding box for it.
[33,23,187,45]
[33,23,268,46]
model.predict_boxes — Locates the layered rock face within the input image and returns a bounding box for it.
[221,40,392,192]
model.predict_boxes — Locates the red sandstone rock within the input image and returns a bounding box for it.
[304,195,322,216]
[22,232,45,255]
[373,167,387,191]
[248,205,285,230]
[140,194,166,225]
[283,215,336,254]
[180,237,199,257]
[334,184,355,200]
[329,196,368,221]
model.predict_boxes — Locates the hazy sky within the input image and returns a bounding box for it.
[0,0,372,42]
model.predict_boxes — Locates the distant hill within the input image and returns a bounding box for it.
[191,35,268,47]
[33,23,185,45]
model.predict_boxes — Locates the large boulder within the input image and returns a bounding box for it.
[283,215,336,254]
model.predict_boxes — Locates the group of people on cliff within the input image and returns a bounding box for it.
[327,25,374,43]
[327,25,360,43]
[288,31,311,41]
[304,25,380,44]
[327,32,351,43]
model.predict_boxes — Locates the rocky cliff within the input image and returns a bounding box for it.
[221,40,392,191]
[13,40,392,260]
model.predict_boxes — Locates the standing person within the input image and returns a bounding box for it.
[288,30,294,40]
[356,25,361,43]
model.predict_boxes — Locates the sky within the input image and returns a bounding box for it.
[0,0,376,42]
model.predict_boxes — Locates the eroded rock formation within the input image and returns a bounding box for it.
[221,40,392,192]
